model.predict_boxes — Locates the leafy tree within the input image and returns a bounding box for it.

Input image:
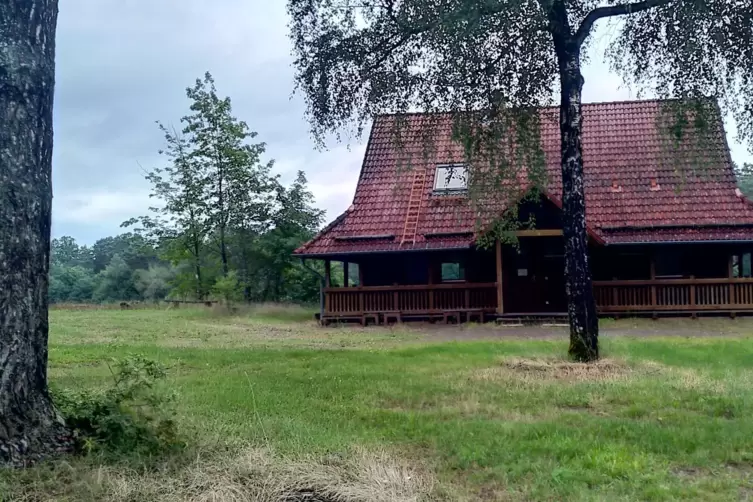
[125,125,211,299]
[0,0,71,464]
[735,162,753,198]
[92,255,140,303]
[133,265,176,302]
[287,0,753,361]
[51,236,93,269]
[129,74,278,297]
[184,72,276,276]
[255,171,325,301]
[212,270,245,304]
[49,265,97,303]
[91,233,158,273]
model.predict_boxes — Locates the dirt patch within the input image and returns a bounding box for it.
[472,357,633,384]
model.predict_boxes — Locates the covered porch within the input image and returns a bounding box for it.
[317,238,753,323]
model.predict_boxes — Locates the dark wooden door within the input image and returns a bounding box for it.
[503,239,566,313]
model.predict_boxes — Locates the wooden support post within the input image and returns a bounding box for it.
[650,254,657,311]
[343,261,349,287]
[728,255,735,308]
[690,275,696,318]
[324,260,331,314]
[428,260,434,311]
[496,240,504,314]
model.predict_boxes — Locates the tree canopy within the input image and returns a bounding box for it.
[288,0,752,145]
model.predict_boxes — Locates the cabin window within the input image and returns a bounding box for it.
[732,253,753,278]
[655,250,684,278]
[433,164,467,192]
[441,262,465,282]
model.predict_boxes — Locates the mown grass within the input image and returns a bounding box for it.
[4,307,753,501]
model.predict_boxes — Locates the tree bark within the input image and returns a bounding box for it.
[557,54,600,361]
[549,2,599,361]
[0,0,72,465]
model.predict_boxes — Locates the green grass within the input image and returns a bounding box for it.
[6,307,753,501]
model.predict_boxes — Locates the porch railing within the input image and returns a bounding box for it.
[593,278,753,313]
[324,283,498,317]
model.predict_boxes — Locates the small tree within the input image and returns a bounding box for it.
[124,125,210,300]
[184,73,275,277]
[133,265,176,302]
[287,0,753,361]
[212,270,244,305]
[93,255,140,303]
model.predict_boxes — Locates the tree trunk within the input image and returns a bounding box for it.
[219,224,229,276]
[192,234,203,300]
[556,45,599,361]
[0,0,72,466]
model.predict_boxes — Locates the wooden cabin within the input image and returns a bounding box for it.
[295,100,753,323]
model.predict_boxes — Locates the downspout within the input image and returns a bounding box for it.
[300,258,325,324]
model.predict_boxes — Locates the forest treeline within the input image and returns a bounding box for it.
[51,73,332,305]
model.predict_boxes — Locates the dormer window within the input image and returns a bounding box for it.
[433,164,467,192]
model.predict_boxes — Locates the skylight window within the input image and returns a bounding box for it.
[433,164,467,192]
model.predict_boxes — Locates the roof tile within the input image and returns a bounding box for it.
[295,99,753,256]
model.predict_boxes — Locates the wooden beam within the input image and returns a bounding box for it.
[324,260,331,288]
[343,261,349,287]
[358,262,364,287]
[728,254,735,308]
[496,239,504,314]
[514,229,563,237]
[650,253,657,308]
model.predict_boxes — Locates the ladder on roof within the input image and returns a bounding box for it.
[400,168,427,246]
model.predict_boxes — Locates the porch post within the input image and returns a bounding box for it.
[496,240,504,314]
[324,259,331,315]
[427,259,434,311]
[343,261,349,287]
[728,255,735,307]
[650,253,657,308]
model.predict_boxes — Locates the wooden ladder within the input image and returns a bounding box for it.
[400,168,426,246]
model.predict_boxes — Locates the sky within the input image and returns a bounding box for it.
[52,1,753,245]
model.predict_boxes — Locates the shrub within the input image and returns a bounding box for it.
[212,271,244,305]
[52,356,182,456]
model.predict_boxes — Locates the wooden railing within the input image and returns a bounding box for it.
[593,278,753,313]
[324,283,498,317]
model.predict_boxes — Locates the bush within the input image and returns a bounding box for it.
[52,356,182,456]
[212,271,244,305]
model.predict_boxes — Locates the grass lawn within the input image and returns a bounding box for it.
[4,306,753,501]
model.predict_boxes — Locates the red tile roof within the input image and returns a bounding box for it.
[295,99,753,256]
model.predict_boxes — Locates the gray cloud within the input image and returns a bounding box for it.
[51,1,752,244]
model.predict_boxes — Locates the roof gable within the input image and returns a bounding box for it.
[296,99,753,256]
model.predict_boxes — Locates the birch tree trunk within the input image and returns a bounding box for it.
[557,45,600,361]
[0,0,72,465]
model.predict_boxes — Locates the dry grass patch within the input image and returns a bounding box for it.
[471,356,634,384]
[6,447,436,502]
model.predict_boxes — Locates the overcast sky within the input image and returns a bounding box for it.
[52,1,753,244]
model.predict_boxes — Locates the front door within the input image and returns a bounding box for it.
[504,238,566,313]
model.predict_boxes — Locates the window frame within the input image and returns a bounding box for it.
[440,261,466,283]
[433,163,468,193]
[731,252,753,278]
